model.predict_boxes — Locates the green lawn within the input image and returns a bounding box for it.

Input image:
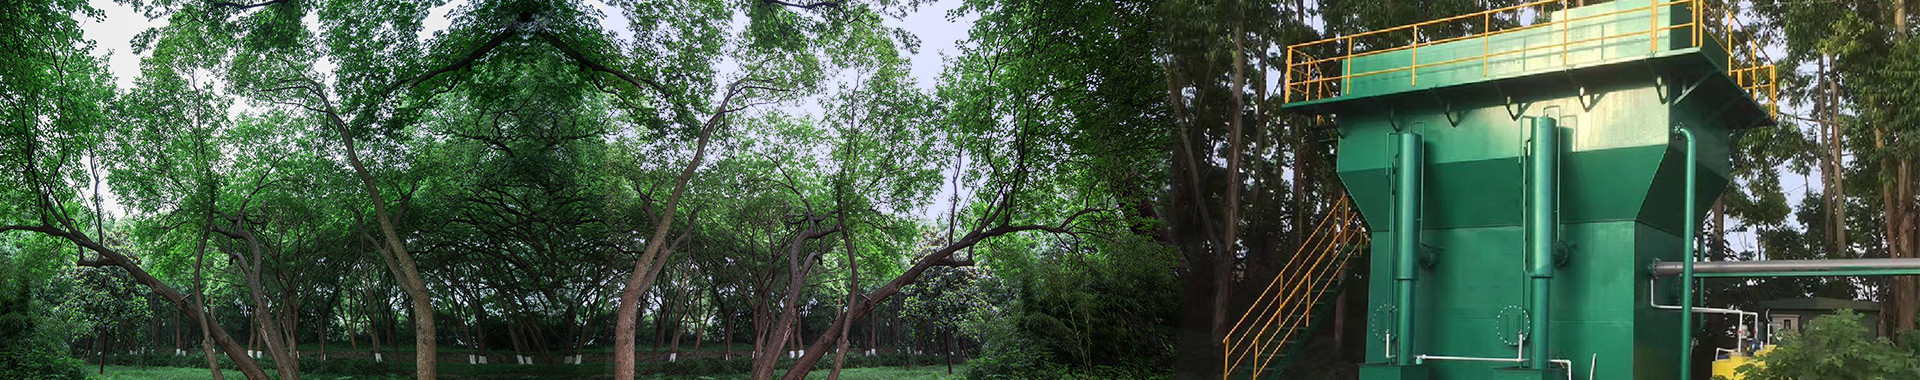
[287,343,760,354]
[88,365,403,380]
[87,365,967,380]
[791,366,966,380]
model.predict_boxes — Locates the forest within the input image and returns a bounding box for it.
[4,0,1920,380]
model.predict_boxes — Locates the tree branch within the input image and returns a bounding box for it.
[760,0,842,10]
[208,0,290,11]
[381,25,522,96]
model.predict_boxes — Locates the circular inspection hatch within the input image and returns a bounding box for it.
[1496,305,1531,347]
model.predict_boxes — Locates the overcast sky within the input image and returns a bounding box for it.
[82,0,973,90]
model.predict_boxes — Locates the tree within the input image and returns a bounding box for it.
[776,1,1175,378]
[1755,0,1920,336]
[0,0,278,378]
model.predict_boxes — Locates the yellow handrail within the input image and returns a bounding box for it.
[1282,0,1777,120]
[1222,197,1369,379]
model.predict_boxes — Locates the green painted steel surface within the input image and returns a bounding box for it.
[1332,0,1693,102]
[1284,0,1772,379]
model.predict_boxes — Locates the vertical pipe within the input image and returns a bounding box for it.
[1528,117,1559,370]
[1676,126,1698,380]
[1393,132,1424,365]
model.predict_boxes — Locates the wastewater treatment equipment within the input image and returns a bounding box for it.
[1217,0,1839,378]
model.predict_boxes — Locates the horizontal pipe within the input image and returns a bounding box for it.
[1416,355,1521,364]
[1651,258,1920,277]
[1693,269,1920,278]
[1413,356,1576,380]
[1651,280,1757,354]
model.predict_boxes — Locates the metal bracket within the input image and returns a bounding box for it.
[1505,97,1532,122]
[1646,60,1668,103]
[1670,74,1712,106]
[1495,82,1528,121]
[1565,68,1603,112]
[1428,88,1465,127]
[1553,241,1575,267]
[1372,96,1407,131]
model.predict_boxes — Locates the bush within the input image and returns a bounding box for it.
[1738,310,1920,380]
[0,254,85,380]
[964,235,1176,380]
[0,344,86,380]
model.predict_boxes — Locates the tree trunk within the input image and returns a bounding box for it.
[98,330,107,374]
[1817,56,1848,254]
[869,306,878,355]
[1215,23,1248,341]
[1895,0,1916,340]
[613,110,728,380]
[192,223,227,380]
[1876,127,1917,336]
[321,307,329,361]
[723,305,733,361]
[1900,159,1917,336]
[368,287,383,361]
[751,224,841,380]
[326,114,436,380]
[219,229,299,380]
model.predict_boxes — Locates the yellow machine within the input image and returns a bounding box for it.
[1711,345,1775,380]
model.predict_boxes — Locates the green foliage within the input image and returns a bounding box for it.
[964,235,1177,380]
[0,241,86,380]
[1738,310,1920,380]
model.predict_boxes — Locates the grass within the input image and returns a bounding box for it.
[793,366,967,380]
[640,365,968,380]
[287,343,760,354]
[87,365,968,380]
[89,365,402,380]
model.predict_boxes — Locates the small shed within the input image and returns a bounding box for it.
[1756,297,1883,340]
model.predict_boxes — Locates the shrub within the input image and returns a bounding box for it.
[1738,310,1920,380]
[0,255,84,380]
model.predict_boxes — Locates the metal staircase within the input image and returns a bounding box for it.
[1223,197,1369,380]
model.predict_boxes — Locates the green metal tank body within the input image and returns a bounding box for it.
[1283,1,1772,379]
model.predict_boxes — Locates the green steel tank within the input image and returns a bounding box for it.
[1280,0,1776,379]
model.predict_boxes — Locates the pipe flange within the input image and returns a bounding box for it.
[1497,305,1531,347]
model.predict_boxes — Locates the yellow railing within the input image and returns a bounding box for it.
[1222,197,1368,379]
[1282,0,1777,119]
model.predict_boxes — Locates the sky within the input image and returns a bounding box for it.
[80,0,974,93]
